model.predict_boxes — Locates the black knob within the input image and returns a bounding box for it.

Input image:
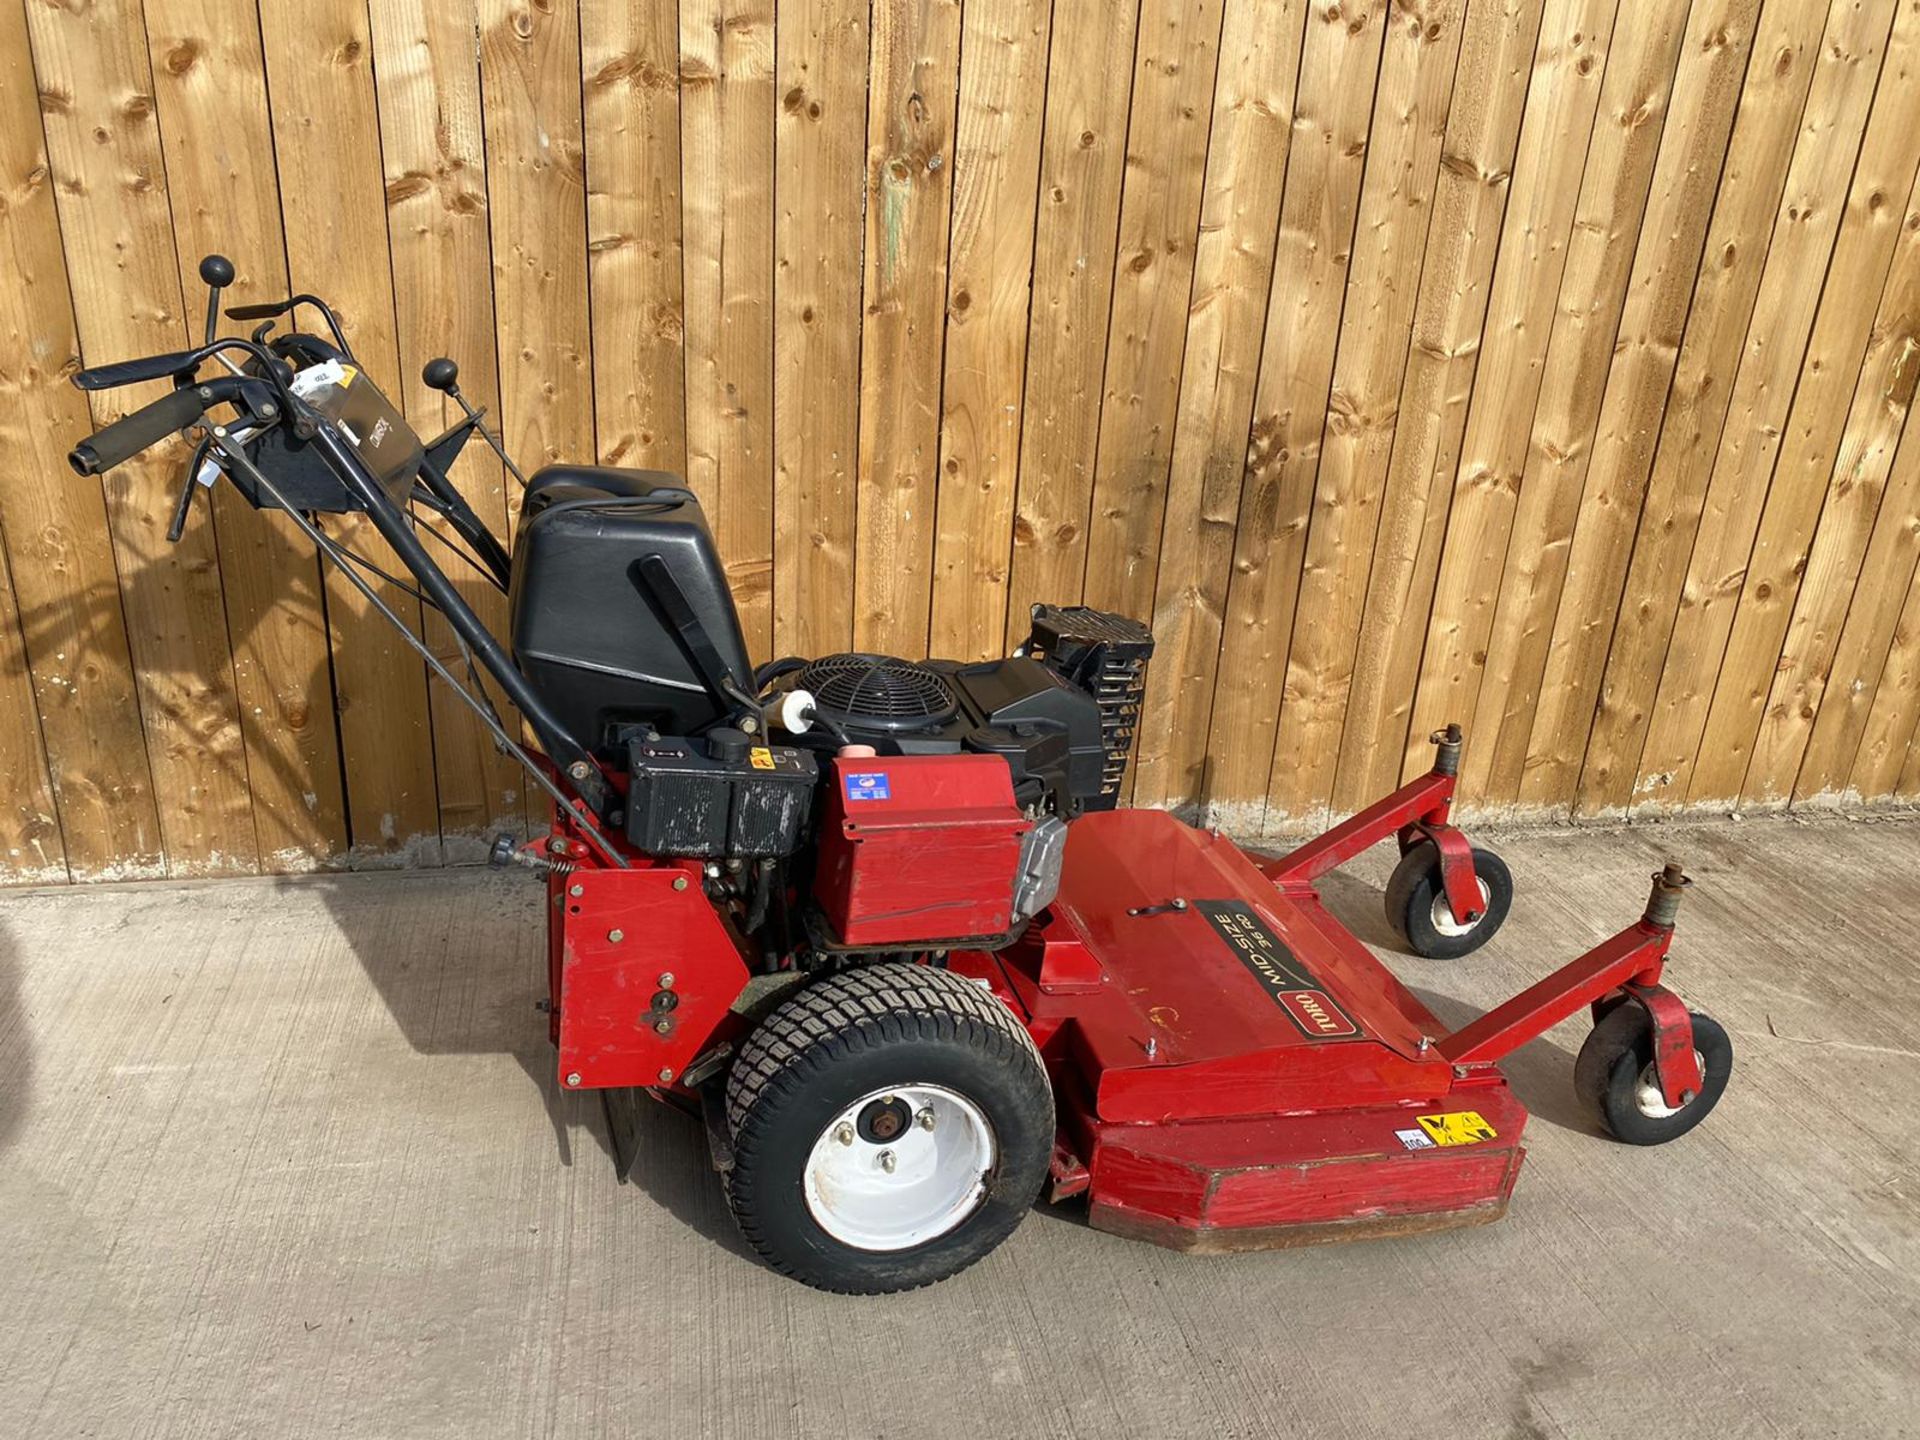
[705,727,750,764]
[422,357,459,392]
[199,254,235,288]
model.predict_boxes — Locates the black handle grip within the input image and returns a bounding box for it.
[224,299,293,321]
[69,387,208,476]
[72,349,204,392]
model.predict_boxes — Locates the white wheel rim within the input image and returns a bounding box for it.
[802,1084,998,1252]
[1632,1054,1705,1120]
[1429,878,1492,938]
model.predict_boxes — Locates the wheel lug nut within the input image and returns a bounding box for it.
[835,1123,855,1146]
[877,1149,896,1174]
[916,1107,936,1131]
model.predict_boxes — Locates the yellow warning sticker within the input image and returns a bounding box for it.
[1415,1111,1498,1147]
[748,747,775,770]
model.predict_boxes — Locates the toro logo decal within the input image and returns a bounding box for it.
[1276,988,1358,1038]
[1194,900,1362,1041]
[844,771,891,802]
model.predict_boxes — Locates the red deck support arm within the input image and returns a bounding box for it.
[1260,770,1456,887]
[1437,922,1671,1067]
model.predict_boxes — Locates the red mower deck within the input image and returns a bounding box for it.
[553,730,1708,1255]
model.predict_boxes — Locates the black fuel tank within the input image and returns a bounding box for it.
[508,466,752,748]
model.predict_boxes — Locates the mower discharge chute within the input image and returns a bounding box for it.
[64,256,1734,1294]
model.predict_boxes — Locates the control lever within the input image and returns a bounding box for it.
[199,254,234,345]
[422,357,531,489]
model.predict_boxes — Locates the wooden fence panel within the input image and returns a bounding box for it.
[853,0,962,656]
[772,0,867,659]
[0,0,161,880]
[1520,0,1762,808]
[1265,0,1467,825]
[26,0,259,876]
[261,0,442,863]
[682,0,776,657]
[1333,0,1548,813]
[1003,0,1138,644]
[1635,0,1898,812]
[928,0,1051,662]
[372,0,533,848]
[1575,0,1836,816]
[1131,0,1309,813]
[1202,0,1386,834]
[13,0,1920,885]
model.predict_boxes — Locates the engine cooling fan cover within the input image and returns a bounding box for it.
[798,653,958,732]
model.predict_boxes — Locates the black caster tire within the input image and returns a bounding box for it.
[1385,841,1512,959]
[1573,1004,1732,1146]
[723,963,1053,1295]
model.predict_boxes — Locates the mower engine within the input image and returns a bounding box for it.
[508,465,1150,963]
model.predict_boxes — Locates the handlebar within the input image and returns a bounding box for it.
[68,387,209,476]
[72,348,204,392]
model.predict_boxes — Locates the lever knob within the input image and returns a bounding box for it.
[422,357,459,393]
[199,254,235,288]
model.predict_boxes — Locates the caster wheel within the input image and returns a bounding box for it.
[1384,841,1512,959]
[1574,1004,1731,1145]
[723,963,1053,1294]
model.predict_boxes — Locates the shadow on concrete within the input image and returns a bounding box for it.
[288,869,754,1259]
[1407,986,1598,1137]
[1311,867,1406,950]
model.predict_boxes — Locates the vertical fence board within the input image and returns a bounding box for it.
[682,0,776,657]
[1265,0,1467,825]
[583,0,688,476]
[1797,423,1920,800]
[1852,537,1920,794]
[1470,1,1694,807]
[928,0,1051,662]
[1520,0,1762,809]
[145,0,349,872]
[260,0,442,863]
[1131,0,1308,814]
[1080,0,1225,631]
[1406,0,1617,793]
[371,0,532,850]
[0,0,161,880]
[1003,0,1139,643]
[1334,0,1547,812]
[1201,0,1386,832]
[1634,0,1898,811]
[26,0,260,876]
[773,0,868,658]
[0,531,62,882]
[852,0,962,656]
[1575,0,1836,816]
[1691,4,1920,806]
[1746,184,1920,803]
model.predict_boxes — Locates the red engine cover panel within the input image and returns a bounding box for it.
[815,754,1031,946]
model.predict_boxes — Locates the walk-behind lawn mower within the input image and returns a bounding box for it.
[65,256,1734,1293]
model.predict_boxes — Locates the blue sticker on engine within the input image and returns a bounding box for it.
[845,772,891,801]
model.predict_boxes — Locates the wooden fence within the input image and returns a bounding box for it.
[3,0,1919,884]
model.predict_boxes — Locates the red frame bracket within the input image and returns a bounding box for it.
[1410,820,1484,927]
[1620,982,1703,1107]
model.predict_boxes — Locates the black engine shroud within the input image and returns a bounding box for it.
[507,465,1153,845]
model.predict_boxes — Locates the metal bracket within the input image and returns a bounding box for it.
[1622,981,1703,1109]
[1409,820,1483,927]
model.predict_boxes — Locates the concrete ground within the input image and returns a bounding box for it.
[0,814,1916,1440]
